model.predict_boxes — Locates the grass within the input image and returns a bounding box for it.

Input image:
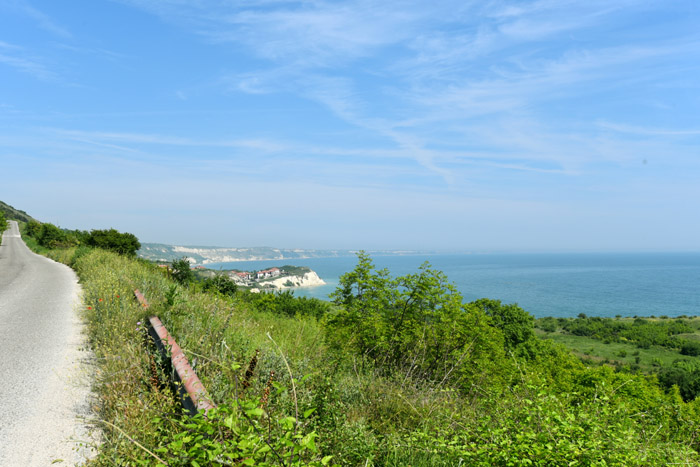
[535,315,700,373]
[19,237,700,466]
[537,330,697,370]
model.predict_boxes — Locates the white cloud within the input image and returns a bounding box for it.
[0,49,55,80]
[597,122,700,137]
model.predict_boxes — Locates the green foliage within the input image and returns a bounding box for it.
[279,265,311,276]
[0,211,7,234]
[390,377,700,466]
[23,220,87,248]
[29,244,700,465]
[38,222,76,248]
[536,317,558,333]
[658,360,700,402]
[327,252,507,388]
[156,401,331,466]
[25,219,42,237]
[171,257,195,285]
[202,273,238,297]
[242,290,330,319]
[555,315,694,350]
[86,228,140,256]
[471,297,535,350]
[679,339,700,356]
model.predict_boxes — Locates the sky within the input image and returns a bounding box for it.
[1,0,699,252]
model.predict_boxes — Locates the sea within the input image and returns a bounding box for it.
[207,253,700,318]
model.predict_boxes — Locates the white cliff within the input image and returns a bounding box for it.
[256,271,326,289]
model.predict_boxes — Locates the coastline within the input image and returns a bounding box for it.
[243,270,326,291]
[206,253,700,318]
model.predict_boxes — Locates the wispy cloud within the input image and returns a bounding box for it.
[3,0,72,38]
[598,122,700,137]
[0,41,55,80]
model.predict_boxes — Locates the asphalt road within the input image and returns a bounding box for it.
[0,221,94,466]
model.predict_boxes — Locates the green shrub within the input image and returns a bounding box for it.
[472,298,535,350]
[680,340,700,356]
[171,257,195,284]
[202,273,238,297]
[242,290,330,319]
[327,252,509,389]
[156,401,331,466]
[0,211,7,234]
[86,228,140,256]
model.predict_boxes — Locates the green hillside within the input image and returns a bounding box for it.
[11,203,700,465]
[25,239,700,466]
[0,200,35,223]
[138,242,356,264]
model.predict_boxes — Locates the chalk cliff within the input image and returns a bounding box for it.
[253,271,326,289]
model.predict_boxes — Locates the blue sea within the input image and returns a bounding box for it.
[207,253,700,318]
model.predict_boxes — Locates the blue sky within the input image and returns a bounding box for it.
[1,0,699,252]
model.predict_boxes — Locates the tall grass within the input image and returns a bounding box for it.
[25,244,700,465]
[67,248,334,464]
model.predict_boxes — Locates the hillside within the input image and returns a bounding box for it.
[34,246,700,465]
[13,210,700,465]
[0,200,35,223]
[138,242,428,264]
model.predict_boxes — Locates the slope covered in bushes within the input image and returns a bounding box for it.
[34,245,700,465]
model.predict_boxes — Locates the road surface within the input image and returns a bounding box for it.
[0,220,94,465]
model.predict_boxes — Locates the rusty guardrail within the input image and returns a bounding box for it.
[134,289,216,415]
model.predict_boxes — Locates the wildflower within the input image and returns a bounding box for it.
[87,306,92,310]
[99,298,103,302]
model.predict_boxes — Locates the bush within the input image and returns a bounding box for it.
[243,290,330,319]
[202,273,238,297]
[327,252,508,388]
[536,317,558,333]
[171,257,194,285]
[658,361,700,401]
[39,222,78,248]
[680,340,700,357]
[472,298,535,349]
[86,228,140,256]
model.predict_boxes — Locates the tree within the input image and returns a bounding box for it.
[471,298,535,350]
[25,220,42,238]
[171,257,194,285]
[38,222,70,248]
[327,252,507,387]
[658,361,700,402]
[202,274,238,297]
[87,228,140,256]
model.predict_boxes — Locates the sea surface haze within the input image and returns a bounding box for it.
[208,252,700,318]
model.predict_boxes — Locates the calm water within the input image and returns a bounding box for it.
[207,253,700,318]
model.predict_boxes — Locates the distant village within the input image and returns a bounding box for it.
[231,267,282,285]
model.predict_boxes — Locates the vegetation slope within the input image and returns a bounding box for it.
[16,220,700,466]
[0,199,35,223]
